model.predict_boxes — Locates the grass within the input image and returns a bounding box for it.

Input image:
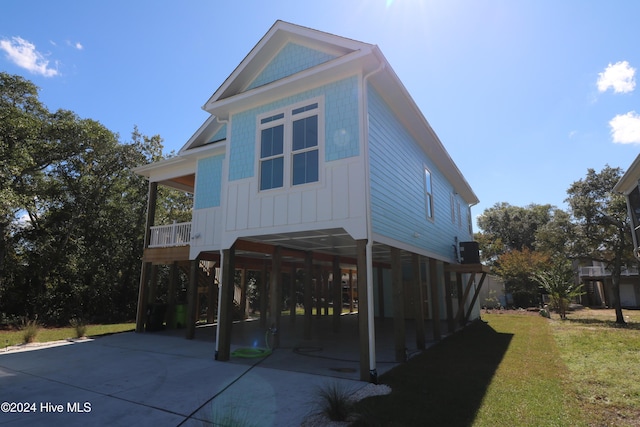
[0,322,135,347]
[549,308,640,426]
[357,309,640,426]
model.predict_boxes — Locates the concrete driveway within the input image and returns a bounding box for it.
[0,327,372,426]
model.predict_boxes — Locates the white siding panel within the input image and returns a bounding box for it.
[248,181,261,229]
[236,182,250,230]
[226,186,238,231]
[261,196,274,227]
[301,190,317,223]
[348,161,366,219]
[288,192,302,224]
[274,194,288,226]
[317,187,332,221]
[190,206,222,258]
[331,164,349,220]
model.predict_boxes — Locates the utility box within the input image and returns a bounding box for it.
[460,241,480,264]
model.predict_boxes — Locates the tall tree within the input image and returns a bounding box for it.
[0,73,168,324]
[476,202,555,262]
[493,247,552,307]
[566,166,633,324]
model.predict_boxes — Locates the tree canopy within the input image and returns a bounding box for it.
[475,166,634,323]
[0,72,190,325]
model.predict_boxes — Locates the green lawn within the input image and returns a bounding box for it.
[549,309,640,426]
[0,323,135,347]
[357,310,639,426]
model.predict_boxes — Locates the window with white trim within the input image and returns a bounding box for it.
[424,167,434,219]
[450,193,455,224]
[258,101,320,191]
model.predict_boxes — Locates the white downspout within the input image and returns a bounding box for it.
[362,57,385,383]
[214,114,229,360]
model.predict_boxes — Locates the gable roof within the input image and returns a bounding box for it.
[176,20,479,205]
[205,20,373,106]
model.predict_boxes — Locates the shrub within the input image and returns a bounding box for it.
[21,318,39,343]
[314,381,356,422]
[69,318,87,338]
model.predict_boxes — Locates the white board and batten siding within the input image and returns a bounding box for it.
[221,157,367,249]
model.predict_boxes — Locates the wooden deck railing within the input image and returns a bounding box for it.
[148,221,191,248]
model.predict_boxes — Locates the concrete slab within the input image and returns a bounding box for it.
[0,315,450,426]
[0,329,366,426]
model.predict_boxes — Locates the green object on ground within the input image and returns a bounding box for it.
[175,304,186,328]
[231,347,272,358]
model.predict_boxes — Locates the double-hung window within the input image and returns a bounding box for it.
[259,101,321,191]
[424,167,434,220]
[259,113,285,190]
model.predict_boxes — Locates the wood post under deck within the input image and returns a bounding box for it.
[215,247,235,361]
[269,246,282,348]
[135,181,158,333]
[445,264,490,326]
[429,258,441,341]
[304,251,313,340]
[391,247,405,362]
[356,240,370,382]
[186,259,198,339]
[332,256,341,333]
[412,253,426,350]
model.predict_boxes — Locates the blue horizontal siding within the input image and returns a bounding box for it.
[368,85,472,258]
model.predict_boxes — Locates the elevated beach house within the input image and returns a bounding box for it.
[134,21,486,382]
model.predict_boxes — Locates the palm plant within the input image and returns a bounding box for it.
[532,260,583,319]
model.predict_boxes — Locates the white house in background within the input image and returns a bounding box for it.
[134,20,486,382]
[610,154,640,308]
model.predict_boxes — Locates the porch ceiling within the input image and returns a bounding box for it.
[236,228,395,267]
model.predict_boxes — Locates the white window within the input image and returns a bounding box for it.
[450,193,455,224]
[258,100,321,191]
[424,167,434,219]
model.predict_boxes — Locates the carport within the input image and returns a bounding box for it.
[137,226,489,383]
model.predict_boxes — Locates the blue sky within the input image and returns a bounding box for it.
[2,0,640,229]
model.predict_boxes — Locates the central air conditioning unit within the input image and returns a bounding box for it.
[459,241,480,264]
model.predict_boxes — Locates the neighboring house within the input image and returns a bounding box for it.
[610,154,640,308]
[578,261,640,308]
[134,21,486,382]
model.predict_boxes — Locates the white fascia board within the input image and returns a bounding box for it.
[178,115,219,154]
[368,49,479,206]
[133,156,195,182]
[180,141,227,160]
[205,20,372,107]
[614,153,640,194]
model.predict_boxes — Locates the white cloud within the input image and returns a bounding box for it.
[609,111,640,144]
[597,61,636,93]
[66,40,83,50]
[0,36,59,77]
